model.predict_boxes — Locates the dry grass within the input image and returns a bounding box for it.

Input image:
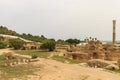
[0,63,41,79]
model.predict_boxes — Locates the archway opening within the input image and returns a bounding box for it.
[72,54,77,60]
[93,52,98,59]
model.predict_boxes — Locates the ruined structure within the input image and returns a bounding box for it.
[22,42,41,50]
[85,38,105,60]
[55,20,120,62]
[55,44,70,52]
[67,52,89,61]
[1,52,39,67]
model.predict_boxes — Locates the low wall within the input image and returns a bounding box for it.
[106,53,120,61]
[67,52,89,61]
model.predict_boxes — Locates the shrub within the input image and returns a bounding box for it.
[40,40,56,51]
[32,54,38,59]
[65,38,80,45]
[0,42,7,49]
[9,38,25,50]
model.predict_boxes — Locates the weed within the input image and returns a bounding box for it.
[32,54,38,59]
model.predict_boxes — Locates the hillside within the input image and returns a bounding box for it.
[0,26,19,36]
[0,26,48,43]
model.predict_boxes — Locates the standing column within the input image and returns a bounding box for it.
[113,20,116,45]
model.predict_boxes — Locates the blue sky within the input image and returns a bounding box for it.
[0,0,120,40]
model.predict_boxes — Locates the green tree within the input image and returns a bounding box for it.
[0,26,19,36]
[0,42,7,49]
[40,40,56,51]
[65,38,80,45]
[41,35,45,38]
[57,39,68,45]
[9,38,25,50]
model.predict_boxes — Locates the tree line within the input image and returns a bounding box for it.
[0,26,84,51]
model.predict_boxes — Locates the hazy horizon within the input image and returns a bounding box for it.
[0,0,120,41]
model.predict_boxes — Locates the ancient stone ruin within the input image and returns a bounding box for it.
[22,42,41,50]
[0,52,39,67]
[55,20,120,64]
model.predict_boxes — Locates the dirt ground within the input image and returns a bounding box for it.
[1,49,120,80]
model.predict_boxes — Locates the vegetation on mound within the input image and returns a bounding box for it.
[0,26,48,43]
[0,26,83,44]
[51,55,80,64]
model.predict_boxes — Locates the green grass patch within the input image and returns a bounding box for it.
[0,55,6,61]
[14,50,50,58]
[51,55,80,64]
[110,69,120,73]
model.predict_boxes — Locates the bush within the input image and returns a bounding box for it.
[65,38,80,45]
[0,42,7,49]
[9,38,25,50]
[40,40,56,51]
[0,44,6,49]
[32,54,38,59]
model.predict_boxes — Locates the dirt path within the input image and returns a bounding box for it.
[0,48,14,55]
[26,58,120,80]
[0,48,31,58]
[0,49,120,80]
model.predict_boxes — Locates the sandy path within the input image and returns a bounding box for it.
[0,48,31,58]
[0,48,14,55]
[27,58,120,80]
[0,49,120,80]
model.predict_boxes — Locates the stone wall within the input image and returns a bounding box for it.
[67,52,89,61]
[22,42,41,50]
[106,53,120,61]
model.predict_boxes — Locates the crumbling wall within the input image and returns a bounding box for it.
[106,53,120,61]
[67,52,89,61]
[87,59,119,70]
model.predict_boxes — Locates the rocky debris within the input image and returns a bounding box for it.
[87,59,119,70]
[87,59,111,68]
[105,64,119,70]
[4,52,16,60]
[79,63,89,67]
[0,52,40,67]
[30,58,40,62]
